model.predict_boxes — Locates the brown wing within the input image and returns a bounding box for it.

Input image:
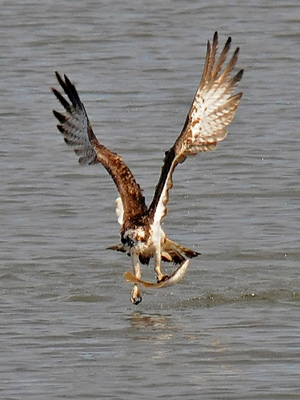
[52,72,147,222]
[148,32,243,225]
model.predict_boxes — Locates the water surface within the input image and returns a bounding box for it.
[1,0,300,398]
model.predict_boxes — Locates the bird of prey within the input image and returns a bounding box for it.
[52,32,243,305]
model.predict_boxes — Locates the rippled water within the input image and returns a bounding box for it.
[1,0,300,398]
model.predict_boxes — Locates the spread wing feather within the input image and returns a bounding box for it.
[148,32,243,225]
[52,72,147,222]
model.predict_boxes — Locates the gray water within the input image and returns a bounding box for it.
[1,0,300,399]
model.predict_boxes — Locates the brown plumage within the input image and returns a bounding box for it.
[52,32,243,304]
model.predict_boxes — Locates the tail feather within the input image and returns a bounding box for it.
[162,238,200,264]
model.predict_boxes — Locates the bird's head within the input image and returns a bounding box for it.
[121,226,148,252]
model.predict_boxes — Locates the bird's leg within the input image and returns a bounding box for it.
[130,252,142,305]
[151,225,169,283]
[154,247,169,283]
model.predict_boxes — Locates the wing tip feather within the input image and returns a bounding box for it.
[53,109,66,123]
[57,124,64,134]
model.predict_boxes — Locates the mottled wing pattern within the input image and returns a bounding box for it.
[52,72,147,222]
[148,32,243,225]
[176,32,243,156]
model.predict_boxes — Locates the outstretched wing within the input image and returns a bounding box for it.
[148,32,243,225]
[52,72,147,222]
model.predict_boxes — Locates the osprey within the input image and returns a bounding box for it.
[52,32,243,304]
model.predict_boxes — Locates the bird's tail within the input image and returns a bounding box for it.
[162,238,200,264]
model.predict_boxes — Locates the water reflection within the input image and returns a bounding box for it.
[129,311,177,333]
[128,312,179,362]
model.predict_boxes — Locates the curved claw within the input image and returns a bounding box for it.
[131,284,142,305]
[156,274,169,283]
